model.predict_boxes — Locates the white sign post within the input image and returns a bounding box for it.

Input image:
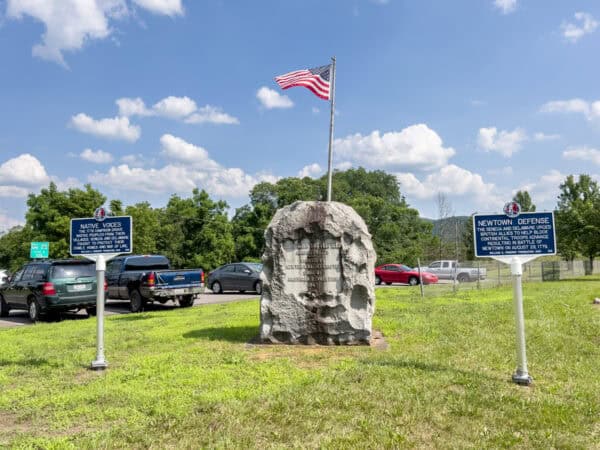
[70,209,132,371]
[473,203,556,386]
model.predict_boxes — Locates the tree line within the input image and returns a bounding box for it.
[0,169,597,272]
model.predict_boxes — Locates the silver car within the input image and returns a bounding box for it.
[207,263,263,295]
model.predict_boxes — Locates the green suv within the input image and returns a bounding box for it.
[0,259,103,322]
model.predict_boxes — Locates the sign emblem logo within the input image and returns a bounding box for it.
[503,201,521,218]
[94,207,107,222]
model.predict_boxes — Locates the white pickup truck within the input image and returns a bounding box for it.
[422,260,486,282]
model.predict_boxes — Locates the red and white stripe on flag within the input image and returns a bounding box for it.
[274,66,331,100]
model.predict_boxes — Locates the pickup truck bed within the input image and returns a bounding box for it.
[422,260,487,282]
[106,255,204,312]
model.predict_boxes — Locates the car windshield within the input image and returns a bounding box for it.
[50,263,95,279]
[400,265,412,271]
[245,263,263,272]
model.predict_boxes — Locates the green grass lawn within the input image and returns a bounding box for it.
[1,279,599,449]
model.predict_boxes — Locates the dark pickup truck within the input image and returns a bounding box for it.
[105,255,204,312]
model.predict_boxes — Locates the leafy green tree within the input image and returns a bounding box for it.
[125,202,161,255]
[555,174,600,272]
[158,189,235,270]
[512,190,536,212]
[0,226,34,271]
[109,199,125,216]
[25,183,106,258]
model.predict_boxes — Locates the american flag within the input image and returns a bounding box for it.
[274,65,331,100]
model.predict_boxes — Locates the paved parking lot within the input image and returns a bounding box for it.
[0,292,258,328]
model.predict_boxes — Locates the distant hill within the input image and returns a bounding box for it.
[423,216,470,237]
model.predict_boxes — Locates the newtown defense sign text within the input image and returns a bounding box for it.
[473,211,556,257]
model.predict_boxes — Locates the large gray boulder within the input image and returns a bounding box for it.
[260,201,376,345]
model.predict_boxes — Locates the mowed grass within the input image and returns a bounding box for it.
[1,279,599,449]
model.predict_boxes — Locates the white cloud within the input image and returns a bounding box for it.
[89,164,196,193]
[0,186,30,198]
[396,165,501,212]
[159,134,220,170]
[334,124,455,171]
[152,96,197,119]
[89,134,276,198]
[561,12,598,43]
[397,165,495,199]
[533,132,560,141]
[5,0,182,66]
[6,0,123,66]
[185,106,239,125]
[116,96,238,125]
[312,107,320,115]
[256,87,294,109]
[0,213,23,230]
[0,154,50,186]
[0,154,52,200]
[121,153,149,167]
[131,0,183,16]
[494,0,517,14]
[70,113,141,142]
[298,163,322,178]
[477,127,527,157]
[518,170,566,205]
[116,97,152,117]
[563,147,600,165]
[80,148,114,164]
[540,98,600,122]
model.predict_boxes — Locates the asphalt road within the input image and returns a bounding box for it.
[0,291,259,328]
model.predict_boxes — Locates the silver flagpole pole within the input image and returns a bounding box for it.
[326,56,336,202]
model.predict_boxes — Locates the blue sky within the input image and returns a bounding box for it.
[1,0,599,231]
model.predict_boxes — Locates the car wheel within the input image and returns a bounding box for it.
[129,289,145,313]
[375,275,382,285]
[179,295,195,308]
[254,281,262,295]
[408,276,419,286]
[457,273,469,283]
[211,281,222,294]
[385,282,392,285]
[28,298,42,322]
[0,295,9,318]
[86,307,97,317]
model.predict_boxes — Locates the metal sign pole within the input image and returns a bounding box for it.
[510,257,532,385]
[91,254,107,370]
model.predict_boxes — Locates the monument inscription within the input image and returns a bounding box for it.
[283,237,342,295]
[260,201,376,345]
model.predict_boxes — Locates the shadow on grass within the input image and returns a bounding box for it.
[361,357,503,382]
[0,357,62,368]
[111,314,153,322]
[183,326,258,343]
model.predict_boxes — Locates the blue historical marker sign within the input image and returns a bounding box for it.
[70,216,132,256]
[473,211,556,257]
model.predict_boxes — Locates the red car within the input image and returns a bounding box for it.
[375,264,438,286]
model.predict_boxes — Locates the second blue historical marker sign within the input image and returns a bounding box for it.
[70,216,132,256]
[473,211,556,257]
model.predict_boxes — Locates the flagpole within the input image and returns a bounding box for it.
[326,56,336,202]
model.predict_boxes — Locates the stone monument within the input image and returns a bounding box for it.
[260,201,376,345]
